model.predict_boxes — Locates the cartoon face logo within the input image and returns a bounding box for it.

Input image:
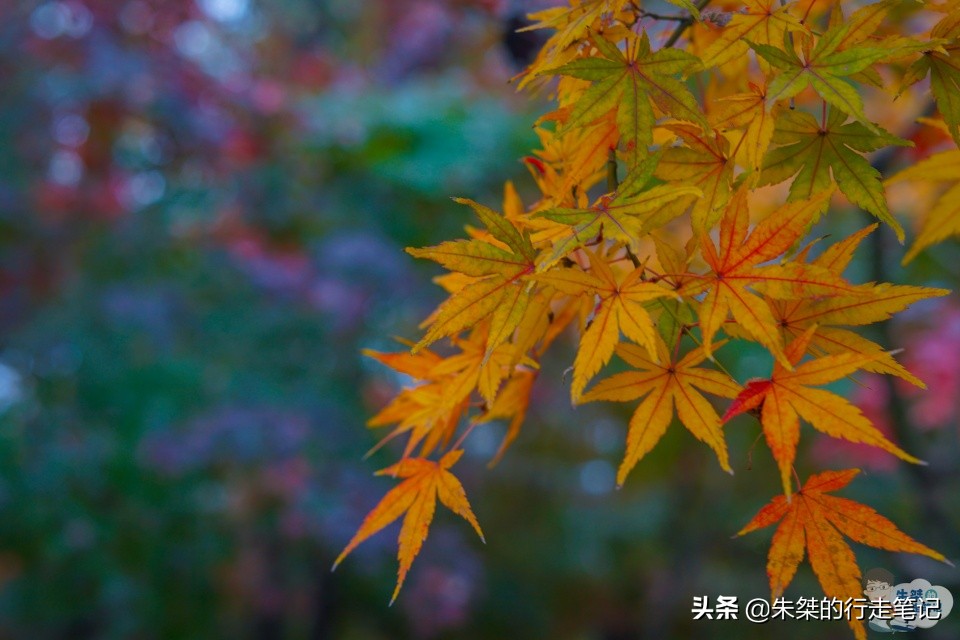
[862,568,954,633]
[864,568,897,632]
[864,567,895,602]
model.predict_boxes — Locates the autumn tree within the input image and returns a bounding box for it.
[335,1,959,637]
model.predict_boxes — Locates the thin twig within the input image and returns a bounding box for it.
[640,11,688,22]
[663,0,711,48]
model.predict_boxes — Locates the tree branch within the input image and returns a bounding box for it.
[663,0,711,48]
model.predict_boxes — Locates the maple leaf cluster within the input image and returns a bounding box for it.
[337,1,959,635]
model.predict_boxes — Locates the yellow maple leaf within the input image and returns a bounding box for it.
[409,198,537,357]
[333,450,484,603]
[583,336,741,483]
[708,82,781,175]
[534,249,671,400]
[699,0,805,70]
[885,149,960,263]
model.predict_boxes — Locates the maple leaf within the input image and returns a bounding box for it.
[474,368,538,466]
[748,23,889,128]
[582,337,741,484]
[758,106,910,241]
[533,153,700,268]
[698,0,804,70]
[365,325,539,459]
[409,198,536,356]
[823,0,931,87]
[365,371,469,459]
[655,123,734,232]
[427,333,522,407]
[723,327,922,499]
[738,469,947,640]
[885,149,960,263]
[779,239,945,384]
[333,449,484,603]
[650,233,698,347]
[558,113,620,195]
[543,31,706,166]
[757,225,950,387]
[901,9,960,145]
[519,0,632,83]
[363,343,474,459]
[534,250,671,400]
[680,187,859,365]
[708,82,780,174]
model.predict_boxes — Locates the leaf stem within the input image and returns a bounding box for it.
[450,419,481,453]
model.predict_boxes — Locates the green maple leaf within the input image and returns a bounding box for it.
[902,11,960,145]
[747,22,888,129]
[543,31,706,166]
[758,107,910,241]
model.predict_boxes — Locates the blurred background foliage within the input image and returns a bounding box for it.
[0,0,958,639]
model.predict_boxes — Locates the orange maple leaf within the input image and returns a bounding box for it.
[364,343,472,459]
[582,336,741,483]
[761,225,949,387]
[738,468,948,640]
[533,249,671,400]
[681,186,861,366]
[333,449,484,603]
[722,327,922,498]
[364,325,535,458]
